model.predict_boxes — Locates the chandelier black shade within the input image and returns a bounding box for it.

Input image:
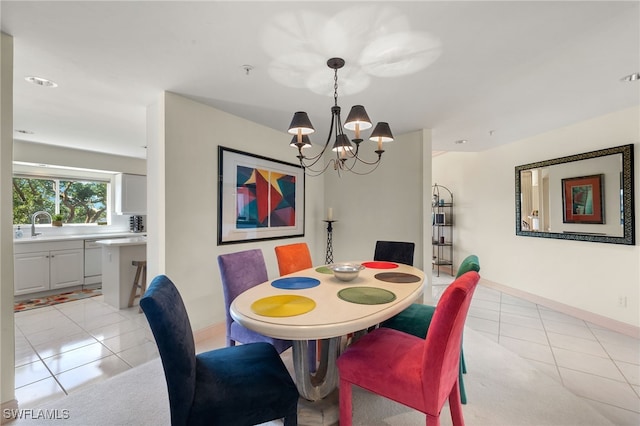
[288,112,315,135]
[287,58,394,176]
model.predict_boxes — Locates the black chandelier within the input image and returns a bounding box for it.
[287,58,394,176]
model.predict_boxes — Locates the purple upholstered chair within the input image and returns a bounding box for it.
[218,249,292,354]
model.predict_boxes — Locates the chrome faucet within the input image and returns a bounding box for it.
[31,211,52,237]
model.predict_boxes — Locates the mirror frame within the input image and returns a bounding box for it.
[515,144,635,245]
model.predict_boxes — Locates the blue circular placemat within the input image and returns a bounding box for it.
[271,276,321,290]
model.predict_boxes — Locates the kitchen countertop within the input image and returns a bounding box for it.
[94,236,147,246]
[13,232,145,244]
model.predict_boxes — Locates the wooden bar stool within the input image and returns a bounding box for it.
[128,260,147,312]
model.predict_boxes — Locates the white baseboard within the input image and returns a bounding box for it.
[194,322,225,343]
[481,278,640,339]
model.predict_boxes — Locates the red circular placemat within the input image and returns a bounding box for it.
[362,261,399,269]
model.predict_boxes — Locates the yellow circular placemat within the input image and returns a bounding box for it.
[251,295,316,317]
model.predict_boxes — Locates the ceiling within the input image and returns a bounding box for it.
[1,1,639,160]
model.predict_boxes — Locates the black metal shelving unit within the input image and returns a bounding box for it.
[432,183,453,277]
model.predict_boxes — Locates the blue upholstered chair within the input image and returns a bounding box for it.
[374,240,415,265]
[141,275,299,426]
[218,249,292,354]
[380,254,480,404]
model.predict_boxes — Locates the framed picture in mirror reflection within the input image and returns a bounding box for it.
[562,174,604,224]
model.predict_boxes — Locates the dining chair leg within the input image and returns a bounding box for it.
[283,408,298,426]
[339,379,353,426]
[449,381,465,426]
[427,413,441,426]
[459,367,467,405]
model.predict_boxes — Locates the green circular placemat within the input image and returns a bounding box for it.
[337,287,396,305]
[315,266,333,274]
[374,272,421,283]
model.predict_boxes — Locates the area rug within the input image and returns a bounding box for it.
[14,288,102,313]
[14,328,615,426]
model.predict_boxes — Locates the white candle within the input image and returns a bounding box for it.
[328,207,333,221]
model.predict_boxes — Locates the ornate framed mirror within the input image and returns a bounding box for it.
[515,144,635,245]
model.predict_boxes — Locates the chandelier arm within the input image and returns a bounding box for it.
[339,157,383,176]
[301,159,335,176]
[299,110,336,169]
[346,148,384,165]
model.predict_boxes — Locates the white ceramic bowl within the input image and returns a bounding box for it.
[328,263,364,282]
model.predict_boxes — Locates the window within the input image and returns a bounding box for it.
[13,176,109,225]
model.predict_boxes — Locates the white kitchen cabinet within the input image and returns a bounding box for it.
[50,249,84,290]
[14,241,84,296]
[14,251,50,294]
[115,173,146,215]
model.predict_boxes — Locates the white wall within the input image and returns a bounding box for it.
[324,129,431,270]
[0,32,15,409]
[148,92,325,330]
[13,141,146,175]
[433,106,640,329]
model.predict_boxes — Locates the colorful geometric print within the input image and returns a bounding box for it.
[236,166,296,229]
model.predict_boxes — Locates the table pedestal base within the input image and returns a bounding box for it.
[298,389,339,426]
[292,337,341,401]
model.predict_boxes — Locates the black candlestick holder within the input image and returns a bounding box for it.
[323,220,336,264]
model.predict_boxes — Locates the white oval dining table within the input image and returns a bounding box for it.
[230,261,425,401]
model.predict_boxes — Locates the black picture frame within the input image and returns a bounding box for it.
[217,146,305,245]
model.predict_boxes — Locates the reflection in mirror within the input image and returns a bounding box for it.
[515,144,635,245]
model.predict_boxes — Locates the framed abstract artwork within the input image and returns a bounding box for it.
[217,146,305,244]
[562,174,604,224]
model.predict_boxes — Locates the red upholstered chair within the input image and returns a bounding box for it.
[380,254,480,404]
[336,271,480,426]
[275,243,313,276]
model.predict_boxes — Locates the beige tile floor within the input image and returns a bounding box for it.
[14,274,640,425]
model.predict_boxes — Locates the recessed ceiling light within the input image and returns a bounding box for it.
[454,139,467,144]
[620,73,640,82]
[25,76,58,88]
[15,129,34,134]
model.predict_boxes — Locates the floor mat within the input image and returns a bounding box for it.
[14,288,102,312]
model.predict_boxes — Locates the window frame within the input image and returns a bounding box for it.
[12,163,114,226]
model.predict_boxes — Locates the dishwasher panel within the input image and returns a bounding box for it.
[84,240,102,284]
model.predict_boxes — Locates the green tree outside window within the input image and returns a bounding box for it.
[13,177,108,224]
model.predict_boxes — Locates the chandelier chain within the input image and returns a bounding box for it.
[333,68,339,107]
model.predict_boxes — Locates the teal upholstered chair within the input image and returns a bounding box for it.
[141,275,299,426]
[380,254,480,404]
